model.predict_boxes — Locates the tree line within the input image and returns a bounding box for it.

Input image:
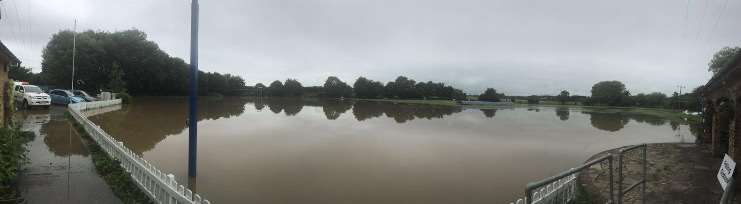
[31,29,246,96]
[518,81,702,111]
[254,76,468,100]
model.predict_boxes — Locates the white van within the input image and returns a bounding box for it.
[13,83,51,109]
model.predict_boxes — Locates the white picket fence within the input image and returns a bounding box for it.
[69,100,211,204]
[509,174,577,204]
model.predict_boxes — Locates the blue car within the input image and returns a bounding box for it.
[48,89,85,105]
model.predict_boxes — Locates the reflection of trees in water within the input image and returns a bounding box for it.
[278,98,304,116]
[254,98,266,111]
[481,109,496,118]
[555,107,569,121]
[322,99,354,120]
[352,101,462,123]
[89,97,249,153]
[352,101,385,121]
[582,111,630,132]
[200,97,248,120]
[630,114,667,126]
[248,97,307,116]
[582,109,678,132]
[42,120,88,156]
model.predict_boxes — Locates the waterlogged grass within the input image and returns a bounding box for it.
[67,113,153,204]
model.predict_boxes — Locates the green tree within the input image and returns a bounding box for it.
[591,81,630,106]
[353,77,384,99]
[557,90,570,104]
[478,88,503,102]
[323,76,353,98]
[283,78,303,96]
[709,47,741,74]
[41,29,245,96]
[268,80,285,96]
[106,61,127,93]
[8,65,35,82]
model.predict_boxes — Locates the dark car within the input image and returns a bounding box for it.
[48,89,85,105]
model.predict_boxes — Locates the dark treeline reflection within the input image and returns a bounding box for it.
[247,98,463,123]
[352,101,462,123]
[555,107,569,121]
[581,109,675,132]
[481,109,497,118]
[89,97,249,153]
[321,99,354,120]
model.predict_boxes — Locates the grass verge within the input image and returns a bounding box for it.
[66,112,153,204]
[0,128,34,202]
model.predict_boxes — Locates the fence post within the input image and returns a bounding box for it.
[642,145,647,204]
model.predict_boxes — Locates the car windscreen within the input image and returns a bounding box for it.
[24,86,43,93]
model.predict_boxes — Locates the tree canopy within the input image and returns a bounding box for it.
[41,29,245,95]
[478,88,504,102]
[709,47,741,74]
[591,81,630,106]
[322,76,353,98]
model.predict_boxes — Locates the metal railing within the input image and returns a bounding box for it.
[69,100,212,204]
[510,143,651,204]
[507,154,615,204]
[617,144,647,204]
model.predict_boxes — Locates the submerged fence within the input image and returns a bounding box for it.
[69,100,211,204]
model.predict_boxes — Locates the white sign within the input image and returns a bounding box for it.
[718,154,736,190]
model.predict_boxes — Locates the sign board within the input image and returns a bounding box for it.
[718,154,736,190]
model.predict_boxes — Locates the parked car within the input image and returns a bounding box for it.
[48,89,85,105]
[72,90,97,102]
[13,84,51,109]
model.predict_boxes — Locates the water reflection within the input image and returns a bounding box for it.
[351,101,462,123]
[42,119,88,156]
[321,99,354,120]
[87,97,704,204]
[89,97,249,153]
[17,109,88,157]
[555,107,569,121]
[581,109,673,132]
[481,109,496,118]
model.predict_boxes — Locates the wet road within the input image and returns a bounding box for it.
[16,107,121,204]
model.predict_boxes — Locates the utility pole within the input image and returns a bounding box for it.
[71,19,77,91]
[188,0,199,178]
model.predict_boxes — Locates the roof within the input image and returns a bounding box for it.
[0,40,20,64]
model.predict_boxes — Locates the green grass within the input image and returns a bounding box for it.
[67,113,153,204]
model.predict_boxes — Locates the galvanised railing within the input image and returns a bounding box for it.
[69,99,211,204]
[617,144,647,204]
[509,154,615,204]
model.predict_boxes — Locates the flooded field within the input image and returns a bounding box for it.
[81,97,697,204]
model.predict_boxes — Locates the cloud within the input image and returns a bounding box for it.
[0,0,737,95]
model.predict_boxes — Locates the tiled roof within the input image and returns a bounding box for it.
[0,40,20,64]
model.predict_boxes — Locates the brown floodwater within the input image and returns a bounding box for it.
[84,97,698,204]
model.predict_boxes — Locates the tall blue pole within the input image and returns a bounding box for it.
[188,0,199,178]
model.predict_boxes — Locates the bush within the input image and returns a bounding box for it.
[0,128,33,200]
[117,92,132,104]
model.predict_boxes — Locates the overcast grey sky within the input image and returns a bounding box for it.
[0,0,738,95]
